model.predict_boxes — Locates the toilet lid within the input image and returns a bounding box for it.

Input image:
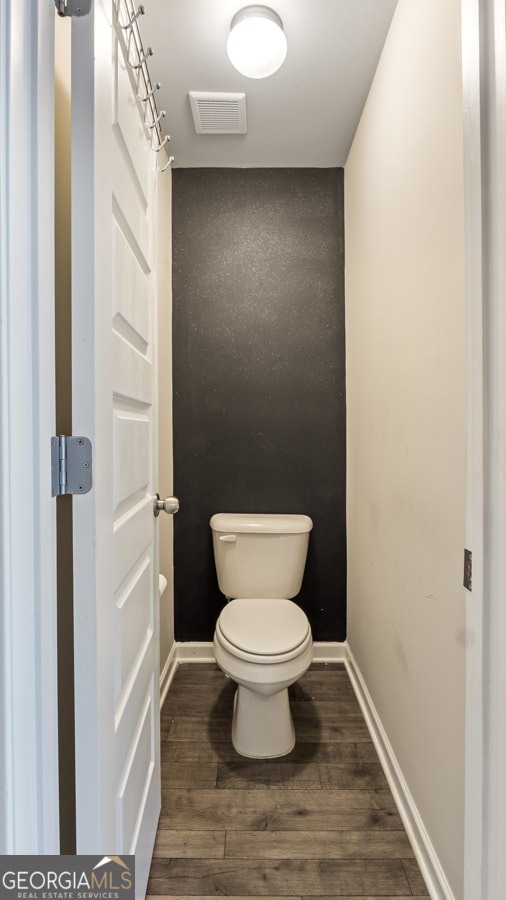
[218,598,310,656]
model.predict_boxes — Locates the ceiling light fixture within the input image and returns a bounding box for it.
[227,5,287,79]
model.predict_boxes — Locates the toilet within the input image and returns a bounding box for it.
[211,512,313,759]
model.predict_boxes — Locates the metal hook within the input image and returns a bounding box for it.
[152,134,171,152]
[121,4,145,29]
[138,82,161,102]
[128,46,153,69]
[147,110,166,129]
[158,156,175,174]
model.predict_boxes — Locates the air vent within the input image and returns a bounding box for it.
[189,91,247,135]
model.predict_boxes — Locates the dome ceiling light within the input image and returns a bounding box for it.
[227,5,287,79]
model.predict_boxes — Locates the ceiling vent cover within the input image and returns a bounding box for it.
[189,91,247,135]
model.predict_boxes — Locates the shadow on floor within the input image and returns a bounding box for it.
[208,677,323,781]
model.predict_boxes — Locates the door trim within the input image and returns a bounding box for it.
[0,0,59,851]
[462,0,506,895]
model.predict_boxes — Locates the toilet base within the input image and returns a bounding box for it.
[231,684,295,759]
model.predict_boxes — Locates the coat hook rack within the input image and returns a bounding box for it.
[115,0,174,169]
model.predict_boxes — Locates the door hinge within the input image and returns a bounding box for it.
[54,0,91,17]
[464,548,472,592]
[51,436,93,497]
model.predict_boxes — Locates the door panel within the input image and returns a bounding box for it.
[71,2,160,894]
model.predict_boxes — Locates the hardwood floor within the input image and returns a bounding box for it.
[147,663,429,898]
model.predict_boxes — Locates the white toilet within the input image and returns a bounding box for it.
[211,512,313,759]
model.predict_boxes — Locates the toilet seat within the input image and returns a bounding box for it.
[216,597,311,663]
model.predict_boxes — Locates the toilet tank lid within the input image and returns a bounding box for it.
[210,513,313,534]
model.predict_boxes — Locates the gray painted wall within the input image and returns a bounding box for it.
[172,168,346,641]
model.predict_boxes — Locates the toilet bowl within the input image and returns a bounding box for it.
[210,513,313,759]
[213,596,313,757]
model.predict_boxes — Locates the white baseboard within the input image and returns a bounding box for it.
[312,641,347,662]
[165,640,346,668]
[159,642,215,708]
[159,642,178,707]
[174,641,215,663]
[159,640,346,704]
[344,642,454,900]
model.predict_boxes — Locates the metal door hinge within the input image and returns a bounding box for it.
[464,548,472,592]
[51,436,92,497]
[55,0,91,17]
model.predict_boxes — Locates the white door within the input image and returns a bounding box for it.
[70,2,160,894]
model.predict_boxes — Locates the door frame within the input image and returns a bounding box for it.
[0,0,59,852]
[462,0,506,896]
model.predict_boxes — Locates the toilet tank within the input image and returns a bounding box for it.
[210,513,313,599]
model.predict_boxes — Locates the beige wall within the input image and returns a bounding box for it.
[157,168,175,673]
[345,0,466,895]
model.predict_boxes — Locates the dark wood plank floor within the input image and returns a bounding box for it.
[147,662,429,899]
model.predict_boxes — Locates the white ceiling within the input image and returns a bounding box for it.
[140,0,399,168]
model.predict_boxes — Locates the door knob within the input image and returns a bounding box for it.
[153,493,179,517]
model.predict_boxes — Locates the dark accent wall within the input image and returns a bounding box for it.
[172,168,346,642]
